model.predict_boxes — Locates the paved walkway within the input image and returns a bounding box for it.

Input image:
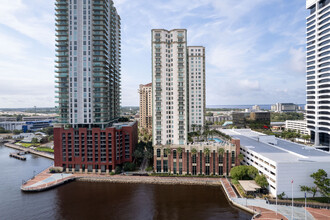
[220,177,238,198]
[22,168,73,191]
[306,207,330,220]
[233,198,315,220]
[249,206,288,220]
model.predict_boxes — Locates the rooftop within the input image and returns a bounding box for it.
[220,129,330,163]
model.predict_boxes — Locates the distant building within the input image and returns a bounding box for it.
[153,138,240,175]
[139,83,152,130]
[0,122,25,131]
[285,120,309,135]
[0,117,16,122]
[232,112,270,127]
[205,115,231,124]
[22,116,56,122]
[221,129,330,198]
[251,105,260,112]
[271,103,299,113]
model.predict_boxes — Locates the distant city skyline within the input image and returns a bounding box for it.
[0,0,307,108]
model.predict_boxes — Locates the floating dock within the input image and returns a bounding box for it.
[9,153,26,161]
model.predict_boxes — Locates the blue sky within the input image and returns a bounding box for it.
[0,0,307,108]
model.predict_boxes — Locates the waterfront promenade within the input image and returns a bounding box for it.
[4,141,54,160]
[21,168,329,220]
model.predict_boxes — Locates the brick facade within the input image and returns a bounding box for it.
[54,122,138,173]
[154,139,240,176]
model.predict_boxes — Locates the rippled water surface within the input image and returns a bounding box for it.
[0,145,251,220]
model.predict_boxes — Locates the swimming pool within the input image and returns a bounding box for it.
[210,138,223,143]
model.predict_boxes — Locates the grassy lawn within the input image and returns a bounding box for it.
[295,197,330,204]
[36,147,54,153]
[20,143,34,148]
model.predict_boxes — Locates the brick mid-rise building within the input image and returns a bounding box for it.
[54,122,138,173]
[153,138,240,176]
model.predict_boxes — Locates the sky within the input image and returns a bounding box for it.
[0,0,308,108]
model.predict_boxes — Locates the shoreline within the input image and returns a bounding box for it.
[3,141,54,160]
[75,175,221,186]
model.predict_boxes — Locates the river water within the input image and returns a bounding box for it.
[0,145,251,220]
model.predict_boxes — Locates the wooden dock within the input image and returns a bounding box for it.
[9,153,26,161]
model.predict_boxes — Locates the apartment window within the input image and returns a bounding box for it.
[173,162,177,174]
[192,154,196,163]
[157,161,161,173]
[232,151,235,164]
[163,160,168,173]
[157,149,161,158]
[173,150,177,159]
[219,166,223,175]
[219,155,223,163]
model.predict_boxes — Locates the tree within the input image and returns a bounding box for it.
[203,147,210,157]
[218,147,225,156]
[255,174,269,188]
[191,148,197,155]
[300,169,330,198]
[230,165,258,180]
[192,124,196,132]
[238,154,244,162]
[310,169,330,197]
[31,138,39,144]
[13,130,22,135]
[177,147,183,155]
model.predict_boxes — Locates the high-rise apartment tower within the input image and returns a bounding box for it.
[54,0,138,173]
[151,29,206,146]
[306,0,330,150]
[139,83,152,130]
[55,0,121,128]
[188,46,205,132]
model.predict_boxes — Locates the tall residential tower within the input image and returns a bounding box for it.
[188,46,205,132]
[151,29,206,146]
[54,0,137,173]
[306,0,330,150]
[139,83,152,130]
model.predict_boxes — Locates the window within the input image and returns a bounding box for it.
[219,166,223,175]
[192,166,197,175]
[163,149,167,157]
[192,154,196,163]
[173,162,177,174]
[157,149,161,157]
[157,161,161,173]
[205,166,210,175]
[205,155,210,163]
[173,150,176,159]
[163,160,168,173]
[219,155,223,164]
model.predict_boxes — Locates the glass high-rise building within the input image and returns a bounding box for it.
[54,0,138,174]
[306,0,330,150]
[55,0,121,128]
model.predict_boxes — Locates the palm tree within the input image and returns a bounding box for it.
[191,148,197,155]
[218,147,225,156]
[192,124,196,132]
[238,154,244,164]
[177,147,183,158]
[203,147,210,157]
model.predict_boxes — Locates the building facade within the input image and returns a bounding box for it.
[188,46,205,132]
[139,83,152,130]
[54,0,137,172]
[54,122,138,173]
[153,139,240,175]
[285,120,309,135]
[151,29,206,146]
[152,29,189,146]
[306,0,330,149]
[271,103,299,113]
[222,129,330,198]
[55,0,121,126]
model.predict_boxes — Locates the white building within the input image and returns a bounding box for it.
[151,29,206,145]
[221,129,330,198]
[271,103,298,113]
[306,0,330,150]
[188,46,205,132]
[285,120,310,135]
[0,122,25,131]
[252,105,261,112]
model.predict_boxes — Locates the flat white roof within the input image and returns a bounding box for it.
[306,0,316,9]
[220,129,330,163]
